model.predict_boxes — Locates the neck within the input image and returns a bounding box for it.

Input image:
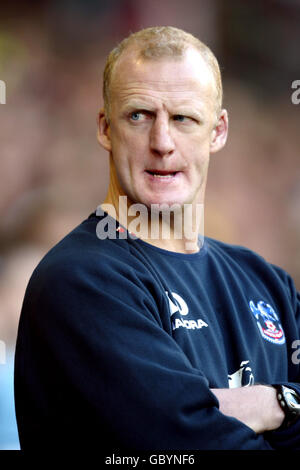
[101,195,204,256]
[101,160,204,254]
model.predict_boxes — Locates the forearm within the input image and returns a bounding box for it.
[211,385,285,434]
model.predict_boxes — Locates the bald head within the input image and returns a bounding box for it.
[102,26,223,122]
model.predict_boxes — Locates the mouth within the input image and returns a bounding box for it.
[145,169,180,179]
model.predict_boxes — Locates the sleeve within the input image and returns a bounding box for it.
[264,267,300,449]
[17,251,274,450]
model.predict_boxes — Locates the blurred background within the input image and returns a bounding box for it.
[0,0,299,450]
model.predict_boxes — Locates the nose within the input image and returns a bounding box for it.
[149,115,175,157]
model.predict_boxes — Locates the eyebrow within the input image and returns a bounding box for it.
[121,99,205,121]
[121,98,156,111]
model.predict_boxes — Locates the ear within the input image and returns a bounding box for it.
[209,109,229,154]
[97,108,112,152]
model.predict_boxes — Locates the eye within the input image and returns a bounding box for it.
[173,114,199,126]
[129,111,151,122]
[174,114,196,124]
[130,112,142,121]
[173,114,187,122]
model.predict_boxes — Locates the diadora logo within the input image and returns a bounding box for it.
[165,291,208,331]
[249,300,285,345]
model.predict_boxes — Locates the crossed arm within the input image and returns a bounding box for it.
[212,385,285,433]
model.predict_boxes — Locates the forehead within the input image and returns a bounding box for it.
[110,47,217,109]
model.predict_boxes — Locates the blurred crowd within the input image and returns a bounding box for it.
[0,0,299,450]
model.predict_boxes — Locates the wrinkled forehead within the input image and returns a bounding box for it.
[110,47,218,107]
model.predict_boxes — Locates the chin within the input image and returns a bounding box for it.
[143,198,188,212]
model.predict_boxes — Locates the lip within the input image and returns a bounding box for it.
[144,169,182,183]
[146,169,179,175]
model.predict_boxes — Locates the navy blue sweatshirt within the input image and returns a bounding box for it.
[14,211,300,450]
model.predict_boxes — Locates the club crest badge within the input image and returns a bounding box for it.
[249,300,285,345]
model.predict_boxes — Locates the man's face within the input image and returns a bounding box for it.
[99,47,228,209]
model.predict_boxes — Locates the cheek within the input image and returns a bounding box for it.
[111,128,146,161]
[183,138,211,167]
[179,127,211,150]
[110,135,147,185]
